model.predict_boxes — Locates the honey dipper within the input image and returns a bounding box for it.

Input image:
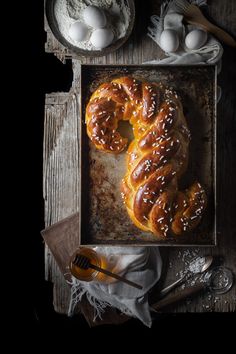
[72,254,143,290]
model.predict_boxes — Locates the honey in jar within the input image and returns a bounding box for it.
[69,247,110,282]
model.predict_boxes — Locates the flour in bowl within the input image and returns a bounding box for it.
[54,0,131,51]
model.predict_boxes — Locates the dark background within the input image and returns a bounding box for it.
[20,0,235,337]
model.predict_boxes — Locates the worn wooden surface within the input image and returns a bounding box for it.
[43,0,236,317]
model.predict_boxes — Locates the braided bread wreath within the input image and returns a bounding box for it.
[85,76,207,240]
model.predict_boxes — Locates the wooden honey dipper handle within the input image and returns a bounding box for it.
[90,263,143,290]
[72,253,143,290]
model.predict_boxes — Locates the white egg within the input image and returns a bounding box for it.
[90,28,114,49]
[68,21,89,42]
[160,29,179,53]
[185,29,207,50]
[83,5,107,29]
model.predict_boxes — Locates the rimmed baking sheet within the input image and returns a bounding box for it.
[79,64,217,246]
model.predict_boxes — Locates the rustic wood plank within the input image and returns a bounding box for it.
[43,0,236,316]
[43,91,80,313]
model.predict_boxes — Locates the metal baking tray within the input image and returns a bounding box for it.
[79,64,217,246]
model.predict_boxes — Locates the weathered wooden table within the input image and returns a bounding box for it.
[43,0,236,321]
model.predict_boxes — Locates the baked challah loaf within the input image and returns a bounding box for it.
[86,76,207,239]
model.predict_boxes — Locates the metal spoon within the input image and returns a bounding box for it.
[152,265,233,312]
[159,255,213,297]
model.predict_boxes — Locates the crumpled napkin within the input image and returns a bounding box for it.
[146,0,223,66]
[68,246,162,327]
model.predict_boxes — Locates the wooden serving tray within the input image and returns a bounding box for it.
[43,0,236,316]
[79,64,217,246]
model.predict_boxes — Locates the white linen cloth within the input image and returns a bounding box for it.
[146,0,223,66]
[68,246,162,327]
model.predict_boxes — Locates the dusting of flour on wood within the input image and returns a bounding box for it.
[54,0,131,51]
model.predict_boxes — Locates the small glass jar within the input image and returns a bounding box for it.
[69,247,112,283]
[204,266,233,294]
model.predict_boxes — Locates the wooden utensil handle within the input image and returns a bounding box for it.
[208,24,236,47]
[90,264,143,290]
[189,19,236,47]
[152,283,205,311]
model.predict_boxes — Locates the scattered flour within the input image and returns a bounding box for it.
[54,0,131,51]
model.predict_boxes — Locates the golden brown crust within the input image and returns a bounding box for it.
[86,76,207,239]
